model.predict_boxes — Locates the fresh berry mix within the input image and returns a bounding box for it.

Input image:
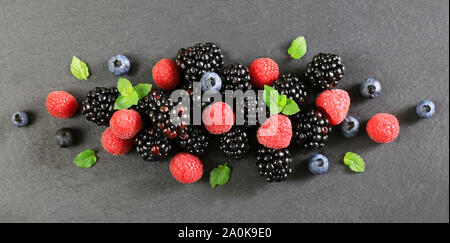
[200,72,222,92]
[305,53,345,91]
[102,127,134,156]
[416,100,435,119]
[360,78,381,99]
[55,128,74,148]
[316,89,350,125]
[339,116,360,138]
[109,109,143,139]
[108,54,130,76]
[256,147,292,182]
[291,110,331,150]
[135,128,172,161]
[152,59,180,90]
[366,113,400,143]
[170,152,203,184]
[219,63,252,92]
[46,91,78,119]
[272,73,308,107]
[219,127,250,159]
[176,126,210,156]
[249,58,279,89]
[202,102,235,135]
[11,111,29,127]
[257,114,292,149]
[307,153,329,175]
[81,87,119,126]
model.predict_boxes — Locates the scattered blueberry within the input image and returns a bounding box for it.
[416,100,435,119]
[307,153,329,175]
[11,111,29,127]
[108,54,130,76]
[55,128,75,148]
[360,78,381,99]
[339,116,360,138]
[200,72,222,92]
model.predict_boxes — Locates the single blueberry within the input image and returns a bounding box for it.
[307,153,329,175]
[339,116,360,138]
[360,78,381,99]
[11,111,29,127]
[108,54,130,76]
[416,100,435,119]
[55,128,75,148]
[200,72,222,92]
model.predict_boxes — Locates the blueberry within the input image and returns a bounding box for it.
[200,72,222,92]
[360,78,381,98]
[307,153,329,175]
[416,100,435,119]
[55,128,74,148]
[108,54,130,76]
[339,116,360,138]
[11,111,29,127]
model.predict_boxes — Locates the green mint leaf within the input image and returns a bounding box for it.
[70,56,89,80]
[278,95,287,107]
[264,85,282,115]
[263,85,275,107]
[134,83,152,99]
[73,149,97,168]
[281,99,300,116]
[210,163,231,189]
[114,96,130,110]
[343,152,365,173]
[117,78,133,95]
[288,36,307,60]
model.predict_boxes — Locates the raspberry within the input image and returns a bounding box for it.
[202,102,235,135]
[249,58,279,89]
[46,91,78,119]
[101,127,133,156]
[366,113,400,143]
[316,89,350,125]
[109,109,143,139]
[152,59,180,90]
[257,114,292,149]
[169,152,203,184]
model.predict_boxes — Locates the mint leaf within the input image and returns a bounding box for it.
[278,95,287,107]
[210,163,231,189]
[73,150,97,168]
[288,36,307,60]
[134,83,152,99]
[70,56,89,80]
[117,78,133,95]
[263,85,276,108]
[264,85,282,115]
[281,99,300,116]
[114,96,129,110]
[343,152,365,173]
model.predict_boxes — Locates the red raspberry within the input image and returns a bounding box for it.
[202,102,235,135]
[366,113,400,143]
[46,91,78,119]
[249,58,279,89]
[169,152,203,184]
[316,89,350,125]
[152,59,180,90]
[109,109,143,139]
[101,127,133,156]
[257,114,292,149]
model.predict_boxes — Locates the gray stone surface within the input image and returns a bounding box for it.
[0,0,448,223]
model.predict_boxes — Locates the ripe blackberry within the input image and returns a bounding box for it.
[81,87,119,126]
[176,42,225,91]
[235,95,269,129]
[305,53,345,91]
[177,126,210,155]
[219,63,252,92]
[272,73,307,106]
[292,110,332,150]
[135,128,172,161]
[219,127,251,159]
[256,147,292,182]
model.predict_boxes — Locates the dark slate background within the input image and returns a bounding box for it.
[0,0,448,222]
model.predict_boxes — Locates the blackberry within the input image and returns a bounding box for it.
[291,110,332,150]
[256,147,292,182]
[235,95,269,129]
[272,73,307,106]
[135,128,172,161]
[176,42,225,91]
[81,87,119,126]
[219,127,250,159]
[219,63,252,92]
[177,126,210,155]
[305,53,345,91]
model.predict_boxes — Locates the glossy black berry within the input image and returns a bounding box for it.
[81,87,119,126]
[219,127,251,159]
[55,128,74,148]
[177,126,210,155]
[291,110,332,150]
[305,53,345,91]
[219,63,252,92]
[135,128,173,161]
[256,147,292,182]
[272,73,308,106]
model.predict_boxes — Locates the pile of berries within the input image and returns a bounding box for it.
[12,42,434,186]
